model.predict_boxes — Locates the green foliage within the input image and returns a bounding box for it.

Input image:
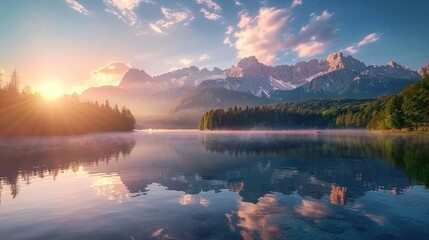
[198,99,370,130]
[199,76,429,131]
[400,76,429,128]
[0,75,136,136]
[384,95,405,129]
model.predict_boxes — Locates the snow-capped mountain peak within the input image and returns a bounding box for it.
[116,53,422,98]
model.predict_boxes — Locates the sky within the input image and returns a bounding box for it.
[0,0,428,94]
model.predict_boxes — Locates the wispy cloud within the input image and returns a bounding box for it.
[199,8,221,20]
[343,32,382,54]
[291,0,302,8]
[172,53,211,70]
[231,8,336,64]
[149,23,163,34]
[198,53,210,61]
[223,25,234,47]
[196,0,222,21]
[178,58,194,66]
[358,32,381,46]
[291,10,336,58]
[65,0,91,16]
[103,0,154,26]
[149,7,194,34]
[195,0,221,11]
[234,0,243,6]
[344,46,358,54]
[294,42,325,57]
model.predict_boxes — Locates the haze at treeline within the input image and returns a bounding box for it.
[199,76,429,130]
[0,71,136,136]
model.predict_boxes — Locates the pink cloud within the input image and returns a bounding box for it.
[65,0,91,16]
[343,32,382,54]
[294,42,327,57]
[358,32,381,47]
[232,8,336,64]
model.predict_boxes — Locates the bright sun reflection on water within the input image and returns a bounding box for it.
[91,173,130,202]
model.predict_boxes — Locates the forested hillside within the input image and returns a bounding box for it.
[0,72,136,136]
[199,75,429,130]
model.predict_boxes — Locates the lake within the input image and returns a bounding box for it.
[0,130,428,240]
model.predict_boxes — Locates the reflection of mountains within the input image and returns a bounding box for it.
[2,132,428,206]
[0,133,135,198]
[116,132,429,204]
[198,133,429,201]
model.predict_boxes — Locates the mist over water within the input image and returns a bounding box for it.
[1,130,429,240]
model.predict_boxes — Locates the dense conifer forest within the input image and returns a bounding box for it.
[0,71,136,136]
[199,75,429,130]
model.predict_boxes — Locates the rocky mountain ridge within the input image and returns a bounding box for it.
[82,52,427,128]
[116,52,421,98]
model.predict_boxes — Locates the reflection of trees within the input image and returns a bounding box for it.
[0,134,135,200]
[201,133,429,188]
[192,133,429,205]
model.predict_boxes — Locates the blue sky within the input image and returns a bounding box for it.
[0,0,428,93]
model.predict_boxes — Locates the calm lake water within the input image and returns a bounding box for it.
[0,130,429,240]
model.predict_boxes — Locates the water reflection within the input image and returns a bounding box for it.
[1,131,428,205]
[0,133,135,201]
[330,184,347,205]
[91,173,130,202]
[0,130,429,239]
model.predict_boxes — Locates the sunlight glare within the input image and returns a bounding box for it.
[40,81,64,100]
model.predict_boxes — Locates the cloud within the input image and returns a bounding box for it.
[294,42,327,57]
[231,8,336,64]
[196,0,222,21]
[291,0,302,8]
[171,53,210,70]
[237,11,251,28]
[70,62,131,94]
[344,46,358,54]
[65,0,91,16]
[149,7,194,34]
[290,10,335,57]
[198,53,210,61]
[358,32,381,47]
[178,58,194,66]
[234,8,291,64]
[195,0,221,11]
[223,37,233,47]
[91,62,131,86]
[234,0,243,6]
[149,23,163,34]
[343,32,382,54]
[200,8,221,20]
[223,26,234,47]
[103,0,154,26]
[225,25,233,35]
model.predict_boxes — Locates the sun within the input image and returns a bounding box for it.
[40,82,64,100]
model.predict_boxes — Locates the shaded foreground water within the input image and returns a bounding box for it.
[0,130,429,240]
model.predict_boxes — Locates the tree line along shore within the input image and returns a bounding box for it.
[0,71,135,136]
[199,75,429,131]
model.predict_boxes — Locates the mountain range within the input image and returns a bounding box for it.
[82,52,427,128]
